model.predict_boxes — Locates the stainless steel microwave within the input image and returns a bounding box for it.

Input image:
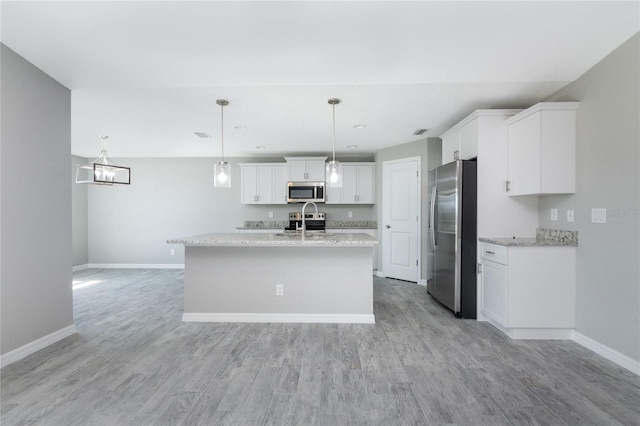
[286,181,325,203]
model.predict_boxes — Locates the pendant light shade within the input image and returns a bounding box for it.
[326,98,342,187]
[75,135,130,185]
[214,99,231,188]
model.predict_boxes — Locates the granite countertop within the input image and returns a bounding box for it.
[235,220,377,230]
[168,232,379,247]
[479,228,578,247]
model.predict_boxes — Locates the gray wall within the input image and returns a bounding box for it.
[72,155,88,266]
[539,33,639,362]
[374,137,440,281]
[86,157,375,265]
[1,45,73,355]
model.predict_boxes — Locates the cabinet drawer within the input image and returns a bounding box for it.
[481,243,507,265]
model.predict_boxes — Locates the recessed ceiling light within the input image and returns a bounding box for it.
[256,145,266,150]
[346,145,358,149]
[193,132,211,138]
[353,124,366,129]
[234,125,247,130]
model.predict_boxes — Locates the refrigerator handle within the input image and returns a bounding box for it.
[430,186,437,249]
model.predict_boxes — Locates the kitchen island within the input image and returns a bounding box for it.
[167,232,378,324]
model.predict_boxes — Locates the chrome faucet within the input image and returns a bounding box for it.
[301,201,318,233]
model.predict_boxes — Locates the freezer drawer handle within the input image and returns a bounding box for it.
[485,250,495,255]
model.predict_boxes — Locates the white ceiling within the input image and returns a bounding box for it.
[2,1,639,158]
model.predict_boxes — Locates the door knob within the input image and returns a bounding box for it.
[385,225,391,228]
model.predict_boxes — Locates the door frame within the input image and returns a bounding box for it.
[378,156,422,284]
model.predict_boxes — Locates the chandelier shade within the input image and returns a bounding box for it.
[75,136,130,185]
[214,99,231,188]
[326,98,342,188]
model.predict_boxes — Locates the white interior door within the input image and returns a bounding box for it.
[382,157,420,282]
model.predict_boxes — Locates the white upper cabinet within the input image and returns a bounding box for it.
[326,163,375,204]
[239,163,287,204]
[441,132,461,164]
[285,157,327,181]
[506,102,580,196]
[440,115,480,164]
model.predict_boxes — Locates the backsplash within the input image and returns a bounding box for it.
[326,220,377,229]
[536,228,578,244]
[241,221,288,229]
[239,220,377,230]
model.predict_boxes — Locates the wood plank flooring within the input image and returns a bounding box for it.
[1,268,639,425]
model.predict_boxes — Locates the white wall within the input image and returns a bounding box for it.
[85,157,375,265]
[540,33,639,362]
[374,137,440,282]
[1,45,74,355]
[72,155,88,267]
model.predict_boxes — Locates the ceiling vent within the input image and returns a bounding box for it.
[194,132,211,138]
[412,129,429,136]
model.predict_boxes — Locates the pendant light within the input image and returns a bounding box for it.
[214,99,231,188]
[326,98,342,187]
[75,135,130,185]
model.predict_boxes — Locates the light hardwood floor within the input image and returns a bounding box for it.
[1,268,639,425]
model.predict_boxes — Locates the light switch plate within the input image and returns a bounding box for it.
[268,211,273,218]
[567,210,575,223]
[550,208,558,221]
[591,208,607,224]
[348,211,353,218]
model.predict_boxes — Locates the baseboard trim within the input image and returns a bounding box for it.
[375,271,386,278]
[183,313,376,324]
[72,264,88,272]
[485,318,573,340]
[572,331,640,375]
[418,279,427,287]
[0,325,77,368]
[86,263,184,269]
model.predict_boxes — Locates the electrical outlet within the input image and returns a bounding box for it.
[567,209,575,223]
[170,249,175,256]
[275,284,284,296]
[268,211,273,218]
[592,208,607,224]
[550,208,558,221]
[348,211,353,218]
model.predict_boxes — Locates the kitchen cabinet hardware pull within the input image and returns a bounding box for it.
[485,250,495,255]
[385,225,391,228]
[505,180,511,192]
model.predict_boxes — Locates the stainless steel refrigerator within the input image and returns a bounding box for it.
[428,160,477,318]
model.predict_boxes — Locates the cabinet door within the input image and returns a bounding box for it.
[287,160,307,181]
[240,166,258,204]
[508,113,541,196]
[356,165,374,204]
[272,165,287,204]
[481,260,508,326]
[306,160,326,181]
[460,118,478,159]
[341,165,358,203]
[441,131,460,164]
[325,182,341,204]
[256,167,273,204]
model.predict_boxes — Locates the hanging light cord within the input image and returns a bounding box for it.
[332,102,336,162]
[220,102,225,162]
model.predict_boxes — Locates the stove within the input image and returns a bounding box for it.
[284,211,326,232]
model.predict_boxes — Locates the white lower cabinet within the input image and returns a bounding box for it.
[328,229,377,270]
[480,242,576,339]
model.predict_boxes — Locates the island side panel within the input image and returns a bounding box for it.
[183,245,373,320]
